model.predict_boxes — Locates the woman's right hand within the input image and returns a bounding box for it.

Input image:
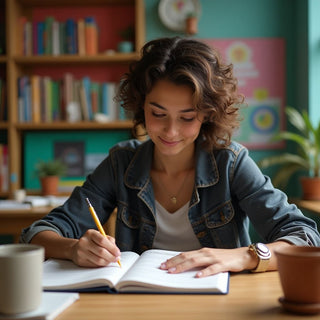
[70,229,121,267]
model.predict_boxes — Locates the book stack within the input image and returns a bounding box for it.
[20,16,99,56]
[17,74,125,123]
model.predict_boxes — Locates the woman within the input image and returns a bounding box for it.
[21,37,320,277]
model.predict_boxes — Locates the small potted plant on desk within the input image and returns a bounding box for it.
[258,106,320,200]
[35,159,66,196]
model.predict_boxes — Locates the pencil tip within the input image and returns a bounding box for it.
[85,198,90,206]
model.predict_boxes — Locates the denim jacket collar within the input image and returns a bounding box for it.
[124,138,219,191]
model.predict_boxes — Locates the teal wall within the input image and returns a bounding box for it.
[24,131,131,190]
[308,0,320,124]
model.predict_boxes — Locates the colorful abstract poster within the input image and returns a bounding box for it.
[204,38,285,149]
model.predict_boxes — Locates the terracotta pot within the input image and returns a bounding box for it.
[275,246,320,314]
[300,176,320,200]
[40,176,59,196]
[185,17,198,35]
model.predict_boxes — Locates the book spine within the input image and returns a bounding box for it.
[77,19,85,56]
[59,22,66,55]
[19,16,27,55]
[107,83,117,121]
[52,20,60,56]
[37,22,45,55]
[66,19,76,54]
[0,144,9,192]
[84,17,98,55]
[51,80,60,121]
[44,16,54,55]
[32,21,37,55]
[82,76,92,120]
[101,82,108,117]
[90,82,99,115]
[24,77,32,122]
[24,21,32,56]
[31,75,41,123]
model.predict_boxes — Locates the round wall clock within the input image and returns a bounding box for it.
[158,0,201,32]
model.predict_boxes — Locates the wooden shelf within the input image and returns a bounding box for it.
[2,0,145,198]
[15,120,134,131]
[13,53,140,65]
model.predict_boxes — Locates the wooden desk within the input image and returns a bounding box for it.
[291,198,320,216]
[0,206,116,243]
[0,207,52,242]
[56,271,317,320]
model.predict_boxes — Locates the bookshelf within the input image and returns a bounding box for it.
[1,0,145,199]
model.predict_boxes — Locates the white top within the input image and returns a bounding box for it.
[152,201,202,251]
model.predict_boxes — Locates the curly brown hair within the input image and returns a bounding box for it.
[115,37,244,150]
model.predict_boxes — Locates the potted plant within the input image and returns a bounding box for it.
[35,159,66,196]
[117,25,134,53]
[258,106,320,200]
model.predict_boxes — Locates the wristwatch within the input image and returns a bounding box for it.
[248,243,271,272]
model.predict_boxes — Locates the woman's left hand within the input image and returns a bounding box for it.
[160,247,255,278]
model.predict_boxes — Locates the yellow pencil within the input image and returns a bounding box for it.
[85,197,121,267]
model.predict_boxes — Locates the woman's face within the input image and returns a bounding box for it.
[144,79,204,157]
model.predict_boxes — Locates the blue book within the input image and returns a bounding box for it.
[66,19,76,54]
[82,77,92,120]
[101,82,108,115]
[37,21,45,55]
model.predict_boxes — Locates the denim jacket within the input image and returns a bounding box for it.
[21,138,320,252]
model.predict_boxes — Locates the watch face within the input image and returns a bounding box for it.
[158,0,201,32]
[256,243,268,253]
[256,243,271,259]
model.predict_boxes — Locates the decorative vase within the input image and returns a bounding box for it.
[117,41,133,53]
[40,176,59,196]
[300,176,320,200]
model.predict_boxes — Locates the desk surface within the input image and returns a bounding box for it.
[291,199,320,215]
[56,271,317,320]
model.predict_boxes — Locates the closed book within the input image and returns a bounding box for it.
[36,21,45,55]
[52,20,60,55]
[82,76,92,120]
[77,19,85,55]
[84,17,98,55]
[44,16,54,55]
[51,80,60,121]
[66,19,76,54]
[31,75,41,123]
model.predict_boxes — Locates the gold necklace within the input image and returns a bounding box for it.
[170,171,192,204]
[155,170,191,205]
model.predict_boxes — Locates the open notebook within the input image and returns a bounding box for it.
[43,249,229,294]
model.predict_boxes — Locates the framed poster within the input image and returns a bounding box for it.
[204,38,285,149]
[54,141,85,177]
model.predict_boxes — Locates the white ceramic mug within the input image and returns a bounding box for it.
[0,244,44,314]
